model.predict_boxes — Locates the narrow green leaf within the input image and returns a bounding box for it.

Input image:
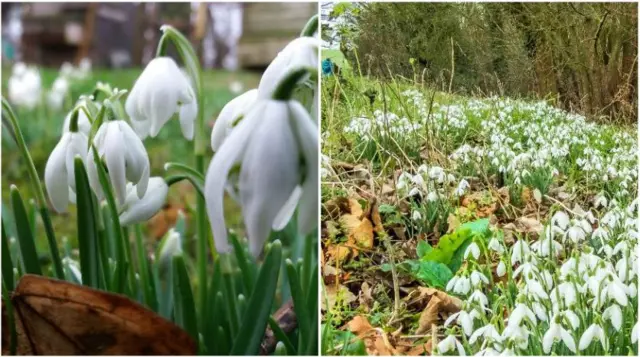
[230,233,255,295]
[2,221,15,291]
[10,186,41,275]
[172,255,199,342]
[74,158,99,288]
[230,241,283,355]
[222,268,240,336]
[286,259,311,348]
[134,225,156,311]
[2,282,17,355]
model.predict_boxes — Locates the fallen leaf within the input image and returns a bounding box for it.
[371,202,385,234]
[348,199,364,218]
[346,316,396,355]
[346,315,373,336]
[411,287,462,334]
[326,245,352,265]
[503,217,544,235]
[3,275,195,355]
[340,214,374,249]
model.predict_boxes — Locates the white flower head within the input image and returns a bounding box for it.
[465,242,481,260]
[437,335,465,356]
[44,131,89,213]
[602,304,623,331]
[578,323,607,351]
[258,37,318,98]
[210,89,258,151]
[86,119,150,205]
[205,97,317,257]
[496,261,506,277]
[510,239,531,266]
[543,322,576,353]
[551,211,570,231]
[118,177,168,225]
[8,65,42,109]
[125,57,197,139]
[157,227,183,268]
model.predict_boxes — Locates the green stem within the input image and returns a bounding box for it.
[300,14,318,37]
[272,67,314,101]
[156,24,208,331]
[1,98,64,279]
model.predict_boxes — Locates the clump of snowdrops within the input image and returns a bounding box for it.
[2,16,319,355]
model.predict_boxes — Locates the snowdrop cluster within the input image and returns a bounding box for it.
[396,164,467,201]
[48,59,93,111]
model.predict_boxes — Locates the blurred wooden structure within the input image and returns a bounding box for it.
[238,2,316,69]
[19,2,190,68]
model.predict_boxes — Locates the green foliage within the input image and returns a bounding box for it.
[321,324,367,356]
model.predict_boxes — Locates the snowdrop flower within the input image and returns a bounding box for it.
[118,177,168,225]
[437,335,465,355]
[445,309,479,337]
[86,119,150,205]
[468,290,488,308]
[543,322,576,353]
[496,261,506,277]
[469,324,502,344]
[578,323,607,351]
[426,191,439,202]
[411,210,422,221]
[125,57,197,139]
[507,303,536,328]
[510,239,530,266]
[632,321,639,344]
[210,89,258,151]
[487,238,504,254]
[464,242,480,260]
[204,84,317,257]
[62,104,92,136]
[8,65,41,109]
[453,276,472,295]
[602,304,622,331]
[258,37,318,98]
[454,179,470,196]
[44,125,89,213]
[47,76,69,110]
[157,228,182,269]
[470,271,489,287]
[551,211,570,230]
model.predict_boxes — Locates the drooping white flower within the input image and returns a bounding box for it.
[47,76,69,110]
[632,320,639,344]
[507,303,536,328]
[470,271,489,288]
[543,322,576,353]
[578,323,607,351]
[44,130,89,213]
[125,57,197,139]
[8,64,42,109]
[437,335,466,356]
[62,103,92,136]
[210,89,258,151]
[204,97,317,256]
[551,211,570,230]
[258,37,318,98]
[602,304,622,331]
[426,191,439,202]
[487,238,504,254]
[496,261,506,277]
[454,179,470,196]
[86,120,150,205]
[468,290,488,308]
[444,309,479,337]
[510,239,530,266]
[453,276,472,295]
[118,177,168,225]
[465,242,480,260]
[469,324,502,345]
[412,210,422,221]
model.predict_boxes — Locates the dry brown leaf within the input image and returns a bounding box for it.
[346,315,373,336]
[3,275,195,355]
[326,245,352,264]
[346,316,396,355]
[371,202,384,234]
[147,204,184,240]
[503,216,544,235]
[348,199,364,218]
[413,287,462,334]
[340,214,374,249]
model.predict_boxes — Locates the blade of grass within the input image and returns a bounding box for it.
[2,221,15,291]
[2,281,17,355]
[268,317,296,355]
[74,158,99,288]
[134,225,156,311]
[230,240,283,355]
[172,255,199,342]
[10,186,41,276]
[229,233,255,295]
[285,259,310,349]
[2,98,64,279]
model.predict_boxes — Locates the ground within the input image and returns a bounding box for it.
[320,52,638,355]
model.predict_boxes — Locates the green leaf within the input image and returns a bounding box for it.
[416,239,433,258]
[382,260,453,288]
[448,239,473,273]
[2,221,15,291]
[172,255,199,342]
[286,259,311,349]
[10,186,41,275]
[323,325,366,356]
[230,233,255,295]
[268,317,296,355]
[230,240,283,355]
[74,158,99,288]
[421,227,472,264]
